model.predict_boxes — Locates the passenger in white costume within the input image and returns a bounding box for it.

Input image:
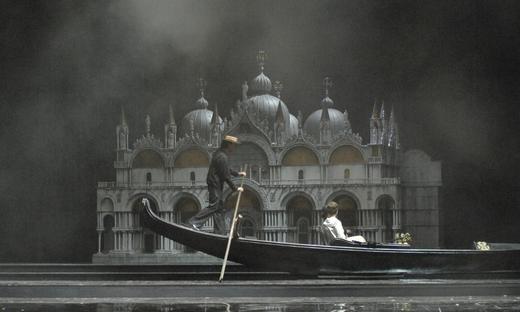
[322,201,366,243]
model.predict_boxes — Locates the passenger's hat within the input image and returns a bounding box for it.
[223,135,240,144]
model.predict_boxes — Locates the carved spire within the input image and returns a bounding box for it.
[275,100,285,124]
[388,105,396,147]
[120,105,127,126]
[274,101,285,145]
[211,102,220,125]
[241,81,249,101]
[273,80,283,98]
[117,105,129,152]
[297,110,303,129]
[210,103,222,147]
[168,104,176,126]
[370,99,381,145]
[380,101,388,145]
[165,104,177,149]
[371,99,379,119]
[389,105,395,125]
[145,115,151,136]
[344,107,352,134]
[320,104,330,122]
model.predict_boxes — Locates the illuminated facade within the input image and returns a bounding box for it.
[93,52,441,264]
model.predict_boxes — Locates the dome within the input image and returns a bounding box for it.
[303,108,346,140]
[246,94,291,132]
[180,108,223,140]
[250,72,272,95]
[289,114,299,137]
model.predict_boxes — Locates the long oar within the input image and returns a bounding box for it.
[219,164,248,282]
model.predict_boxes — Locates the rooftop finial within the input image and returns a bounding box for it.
[273,80,283,98]
[197,77,207,99]
[195,78,209,109]
[323,77,333,98]
[256,50,267,73]
[321,77,334,108]
[120,105,127,126]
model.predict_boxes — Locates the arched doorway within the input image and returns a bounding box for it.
[377,196,395,242]
[225,188,262,238]
[286,195,314,244]
[332,194,358,229]
[101,214,114,253]
[132,196,159,253]
[238,217,256,238]
[174,196,200,252]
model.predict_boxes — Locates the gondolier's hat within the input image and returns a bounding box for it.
[223,135,240,144]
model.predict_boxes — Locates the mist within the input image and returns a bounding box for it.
[1,0,519,261]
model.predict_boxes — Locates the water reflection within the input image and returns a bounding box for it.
[1,300,520,311]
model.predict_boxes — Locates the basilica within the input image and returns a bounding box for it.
[93,52,441,264]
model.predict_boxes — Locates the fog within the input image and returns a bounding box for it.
[0,0,519,261]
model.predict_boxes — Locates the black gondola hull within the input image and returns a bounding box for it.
[142,202,520,275]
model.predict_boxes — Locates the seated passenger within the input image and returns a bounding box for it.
[322,201,366,244]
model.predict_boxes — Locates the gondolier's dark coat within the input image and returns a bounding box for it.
[207,148,239,196]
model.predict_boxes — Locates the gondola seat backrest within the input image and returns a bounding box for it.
[319,224,336,245]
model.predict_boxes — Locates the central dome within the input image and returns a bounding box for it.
[246,94,290,131]
[303,108,346,141]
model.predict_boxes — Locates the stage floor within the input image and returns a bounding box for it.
[1,263,520,310]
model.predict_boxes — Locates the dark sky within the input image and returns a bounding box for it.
[1,0,519,262]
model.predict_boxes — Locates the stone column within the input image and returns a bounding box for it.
[97,231,102,253]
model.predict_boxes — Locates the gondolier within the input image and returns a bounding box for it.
[188,135,246,234]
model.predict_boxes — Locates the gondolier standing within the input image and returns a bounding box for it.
[188,135,246,234]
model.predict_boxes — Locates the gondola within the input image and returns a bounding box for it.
[141,199,520,276]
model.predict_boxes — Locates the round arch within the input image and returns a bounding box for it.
[281,145,320,166]
[170,192,202,213]
[229,133,277,166]
[101,214,115,253]
[284,193,315,244]
[376,194,396,242]
[223,180,269,211]
[326,139,367,164]
[131,149,165,168]
[280,191,318,212]
[329,145,365,164]
[100,197,115,212]
[128,193,160,253]
[127,192,161,212]
[229,141,270,178]
[173,148,210,168]
[224,186,263,239]
[173,194,201,225]
[326,191,361,228]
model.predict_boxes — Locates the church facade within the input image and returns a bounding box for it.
[93,52,442,264]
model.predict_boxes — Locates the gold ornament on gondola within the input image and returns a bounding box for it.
[395,232,412,245]
[475,241,490,251]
